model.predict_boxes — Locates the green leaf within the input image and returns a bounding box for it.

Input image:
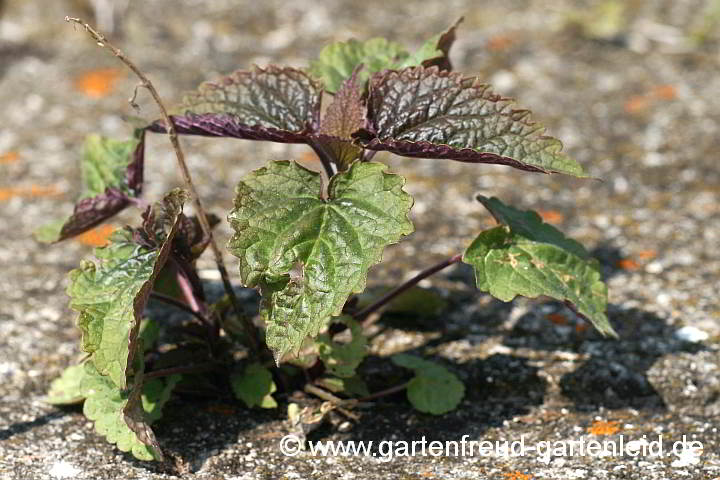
[80,364,162,461]
[228,161,414,362]
[316,316,367,378]
[142,375,182,423]
[33,131,145,243]
[46,364,88,405]
[309,21,460,93]
[355,67,586,176]
[398,17,462,71]
[391,354,464,415]
[230,363,277,409]
[310,38,408,94]
[476,195,588,258]
[80,134,142,198]
[68,190,186,389]
[463,197,614,336]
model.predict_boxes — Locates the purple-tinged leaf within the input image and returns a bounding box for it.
[149,66,322,143]
[314,68,366,169]
[34,131,146,243]
[355,67,586,176]
[403,17,463,71]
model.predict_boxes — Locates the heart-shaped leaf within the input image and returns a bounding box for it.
[150,66,321,143]
[463,197,614,336]
[391,354,465,415]
[354,67,586,176]
[228,161,413,362]
[34,131,145,243]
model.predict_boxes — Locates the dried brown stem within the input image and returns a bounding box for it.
[65,17,260,357]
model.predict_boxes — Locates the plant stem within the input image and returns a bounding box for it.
[353,253,463,321]
[357,381,409,402]
[65,17,260,357]
[362,149,378,162]
[149,292,207,324]
[143,362,219,381]
[309,140,336,179]
[175,268,203,315]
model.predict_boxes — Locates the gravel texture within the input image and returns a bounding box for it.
[1,0,720,479]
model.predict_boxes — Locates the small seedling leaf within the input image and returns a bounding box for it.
[316,316,368,378]
[391,354,464,414]
[230,363,278,409]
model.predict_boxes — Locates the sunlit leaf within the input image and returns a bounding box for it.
[354,67,586,176]
[228,161,413,362]
[150,66,321,144]
[309,20,460,93]
[463,197,614,337]
[80,363,161,461]
[314,69,365,169]
[67,190,185,388]
[46,364,88,405]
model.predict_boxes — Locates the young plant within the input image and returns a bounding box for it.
[42,17,616,461]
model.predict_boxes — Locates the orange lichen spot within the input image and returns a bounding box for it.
[73,68,125,98]
[0,151,19,164]
[547,313,569,325]
[75,224,116,247]
[0,184,62,201]
[504,472,532,480]
[588,420,621,435]
[536,209,565,224]
[624,95,650,114]
[575,321,590,334]
[616,258,641,271]
[488,34,516,52]
[651,84,676,100]
[636,249,657,260]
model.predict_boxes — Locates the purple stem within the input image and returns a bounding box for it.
[149,291,207,324]
[309,140,336,179]
[362,149,378,162]
[176,268,203,314]
[124,194,149,210]
[353,254,463,321]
